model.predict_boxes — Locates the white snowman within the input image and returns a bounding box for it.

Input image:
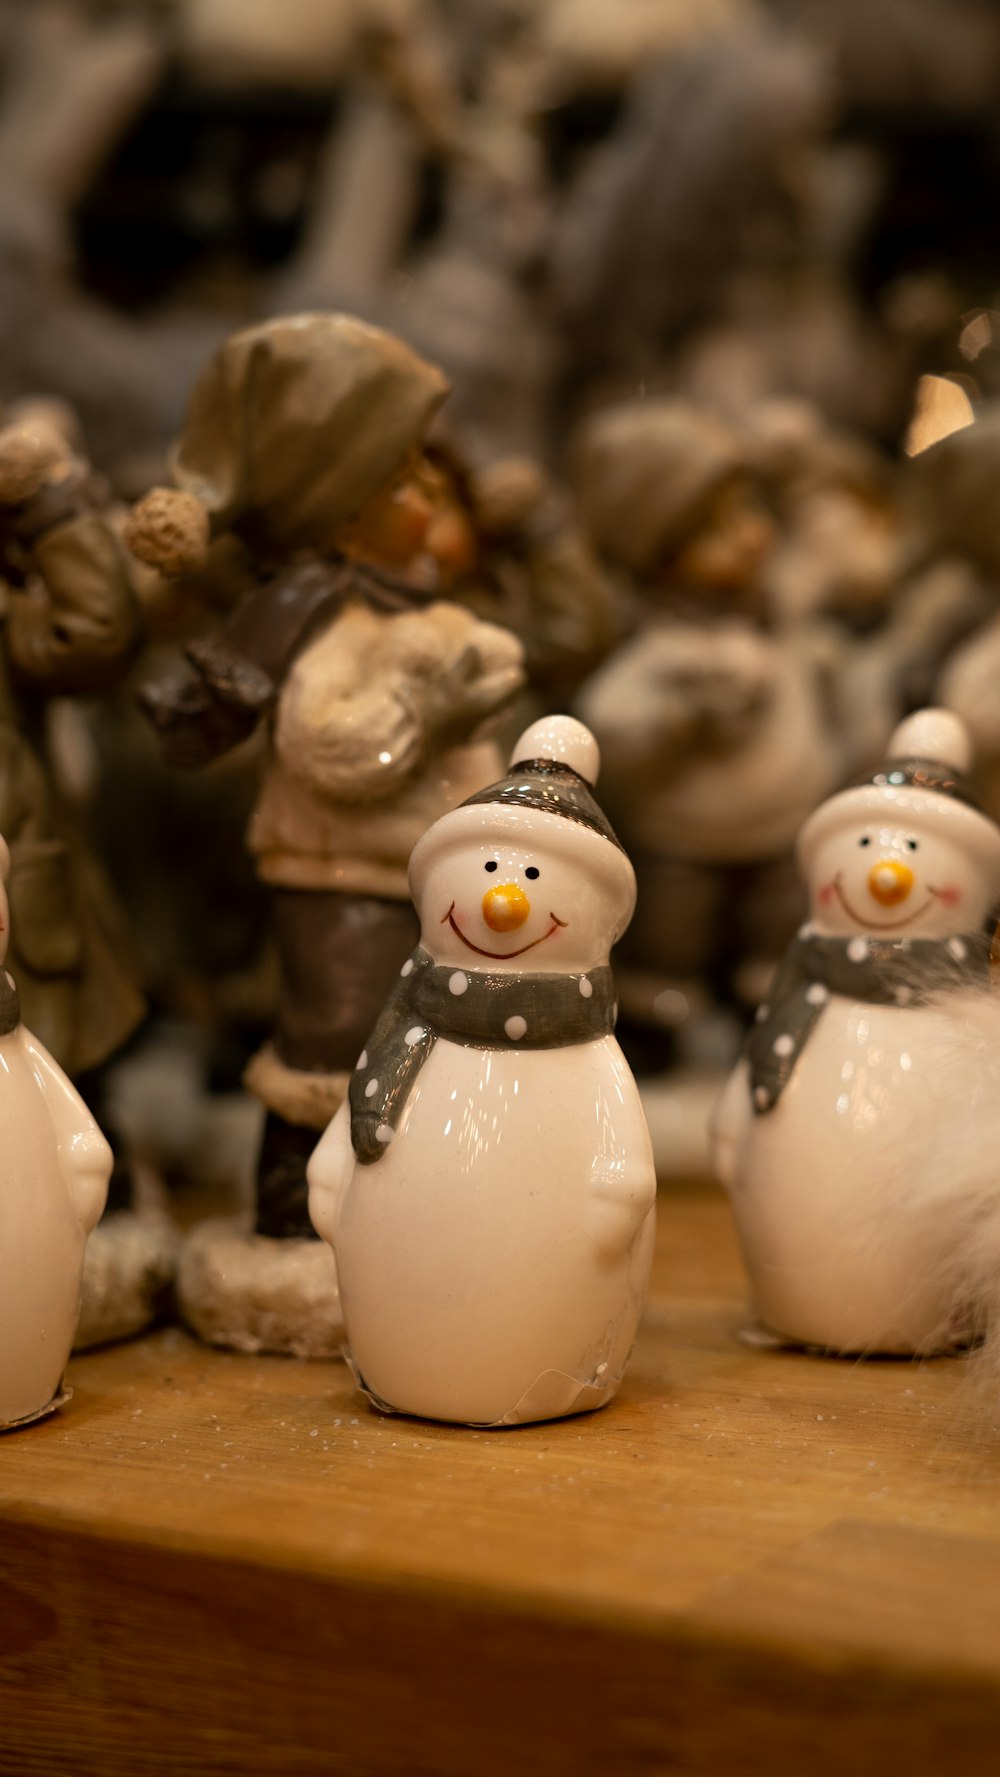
[0,834,112,1426]
[713,708,1000,1355]
[308,715,657,1426]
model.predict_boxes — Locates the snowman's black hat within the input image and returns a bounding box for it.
[798,707,1000,878]
[408,715,637,933]
[459,756,625,851]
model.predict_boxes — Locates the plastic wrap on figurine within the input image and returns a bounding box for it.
[0,833,111,1426]
[308,715,656,1427]
[712,708,1000,1356]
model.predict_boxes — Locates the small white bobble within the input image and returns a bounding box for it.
[505,1014,527,1041]
[375,1125,394,1145]
[754,1087,771,1110]
[772,1034,794,1058]
[755,1003,770,1023]
[798,923,816,939]
[805,984,828,1006]
[404,1025,426,1047]
[449,971,469,996]
[847,937,869,962]
[355,1050,368,1071]
[364,1078,379,1098]
[578,977,593,999]
[400,958,414,978]
[948,937,968,961]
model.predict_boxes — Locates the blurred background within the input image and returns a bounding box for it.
[6,0,1000,1207]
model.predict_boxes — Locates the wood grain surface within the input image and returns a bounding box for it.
[3,1181,1000,1775]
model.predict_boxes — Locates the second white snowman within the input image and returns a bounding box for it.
[308,715,656,1426]
[713,707,1000,1356]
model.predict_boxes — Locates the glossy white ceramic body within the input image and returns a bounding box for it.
[0,1025,111,1424]
[721,993,989,1353]
[311,1034,656,1425]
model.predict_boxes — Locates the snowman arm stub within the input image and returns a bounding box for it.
[589,1121,657,1263]
[348,950,436,1163]
[307,1101,354,1240]
[17,1025,112,1230]
[711,1058,752,1189]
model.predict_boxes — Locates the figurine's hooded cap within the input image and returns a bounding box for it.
[798,708,1000,880]
[167,314,449,558]
[572,399,743,574]
[409,716,637,935]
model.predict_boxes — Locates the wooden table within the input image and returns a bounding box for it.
[3,1181,1000,1775]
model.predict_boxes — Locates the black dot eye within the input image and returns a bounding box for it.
[858,836,871,847]
[525,866,540,880]
[484,860,498,873]
[906,839,918,852]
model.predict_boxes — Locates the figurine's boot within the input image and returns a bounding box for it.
[73,1083,178,1351]
[176,889,418,1357]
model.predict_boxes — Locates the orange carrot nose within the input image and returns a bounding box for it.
[482,883,530,931]
[868,859,914,906]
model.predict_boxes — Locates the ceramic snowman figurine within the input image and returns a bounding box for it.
[308,715,657,1426]
[0,834,112,1426]
[713,708,1000,1355]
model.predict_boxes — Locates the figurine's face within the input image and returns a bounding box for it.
[666,479,777,594]
[419,837,622,975]
[339,453,477,585]
[808,820,992,939]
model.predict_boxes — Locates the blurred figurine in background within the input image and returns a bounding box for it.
[0,395,174,1349]
[713,708,1000,1357]
[127,312,525,1356]
[903,405,1000,823]
[572,396,892,1169]
[0,829,111,1426]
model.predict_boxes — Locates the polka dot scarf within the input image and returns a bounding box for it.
[747,928,993,1114]
[349,947,617,1163]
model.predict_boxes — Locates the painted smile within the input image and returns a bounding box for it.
[442,902,567,959]
[832,874,939,931]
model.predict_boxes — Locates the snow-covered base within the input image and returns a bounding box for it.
[640,1068,726,1179]
[177,1217,343,1358]
[74,1210,178,1351]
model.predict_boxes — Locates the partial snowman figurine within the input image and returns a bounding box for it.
[308,715,657,1426]
[0,834,112,1426]
[712,707,1000,1356]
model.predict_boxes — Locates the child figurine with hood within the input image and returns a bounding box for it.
[126,313,525,1356]
[572,398,882,1170]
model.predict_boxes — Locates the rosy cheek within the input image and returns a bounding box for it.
[936,885,961,906]
[817,882,835,907]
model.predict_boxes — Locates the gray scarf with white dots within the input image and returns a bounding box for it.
[747,929,993,1113]
[349,946,616,1163]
